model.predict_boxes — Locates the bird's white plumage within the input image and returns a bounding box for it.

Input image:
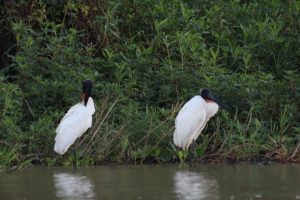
[173,95,219,150]
[54,97,95,155]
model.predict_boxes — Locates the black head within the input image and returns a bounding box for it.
[82,80,93,106]
[200,88,230,110]
[200,88,211,100]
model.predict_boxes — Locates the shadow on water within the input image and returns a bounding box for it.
[53,172,95,200]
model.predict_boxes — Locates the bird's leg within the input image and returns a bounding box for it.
[193,140,197,158]
[73,141,77,171]
[189,140,197,167]
[189,140,197,159]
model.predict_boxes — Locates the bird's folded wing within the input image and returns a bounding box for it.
[60,103,81,122]
[174,96,207,149]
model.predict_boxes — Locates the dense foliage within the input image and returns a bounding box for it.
[1,0,300,170]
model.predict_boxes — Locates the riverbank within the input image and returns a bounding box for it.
[1,0,299,172]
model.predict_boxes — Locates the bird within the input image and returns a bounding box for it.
[54,80,95,155]
[173,89,229,150]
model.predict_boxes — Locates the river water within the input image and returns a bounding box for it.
[1,164,300,200]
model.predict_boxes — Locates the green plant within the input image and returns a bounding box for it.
[1,0,300,169]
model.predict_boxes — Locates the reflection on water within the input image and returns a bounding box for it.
[1,165,300,200]
[174,171,219,200]
[53,173,95,200]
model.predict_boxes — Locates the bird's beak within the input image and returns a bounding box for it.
[82,80,93,106]
[80,92,89,106]
[207,92,230,111]
[83,91,91,106]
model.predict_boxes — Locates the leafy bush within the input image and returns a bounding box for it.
[0,0,300,168]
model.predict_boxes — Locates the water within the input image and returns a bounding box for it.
[1,164,300,200]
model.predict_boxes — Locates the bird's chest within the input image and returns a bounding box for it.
[205,102,219,119]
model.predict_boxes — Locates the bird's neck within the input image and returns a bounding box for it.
[206,99,214,103]
[80,93,85,102]
[84,97,95,115]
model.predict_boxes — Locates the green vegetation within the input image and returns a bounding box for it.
[1,0,300,171]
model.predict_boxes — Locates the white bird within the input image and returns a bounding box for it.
[173,89,229,150]
[54,80,95,155]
